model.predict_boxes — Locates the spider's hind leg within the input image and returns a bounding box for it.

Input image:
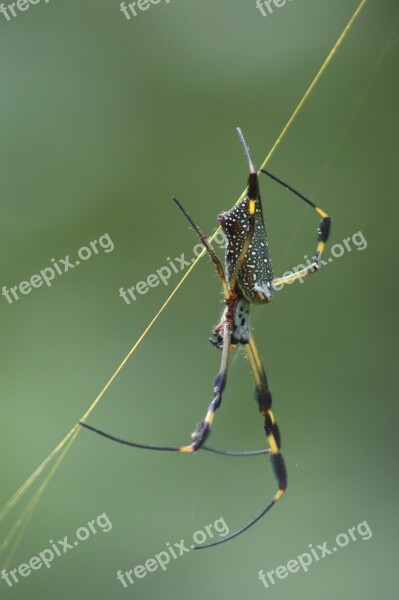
[245,335,287,498]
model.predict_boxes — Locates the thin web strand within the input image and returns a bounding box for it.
[1,427,80,570]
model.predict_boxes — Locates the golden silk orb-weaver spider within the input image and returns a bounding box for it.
[81,128,331,548]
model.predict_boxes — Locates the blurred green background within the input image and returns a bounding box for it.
[1,1,398,598]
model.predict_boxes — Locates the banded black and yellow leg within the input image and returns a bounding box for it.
[81,321,232,455]
[180,321,232,452]
[260,169,331,287]
[245,335,287,505]
[195,334,287,549]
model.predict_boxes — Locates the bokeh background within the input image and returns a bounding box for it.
[1,1,398,599]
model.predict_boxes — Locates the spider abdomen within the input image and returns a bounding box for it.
[219,196,274,304]
[232,297,251,345]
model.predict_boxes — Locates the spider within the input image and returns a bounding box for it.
[80,128,331,548]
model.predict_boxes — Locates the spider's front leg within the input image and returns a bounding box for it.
[172,195,248,453]
[181,303,234,452]
[260,169,331,288]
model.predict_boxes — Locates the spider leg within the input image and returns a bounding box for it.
[79,420,269,456]
[173,196,230,300]
[180,319,232,452]
[245,335,287,498]
[194,334,287,548]
[81,196,256,455]
[260,169,331,287]
[81,320,232,453]
[152,194,256,451]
